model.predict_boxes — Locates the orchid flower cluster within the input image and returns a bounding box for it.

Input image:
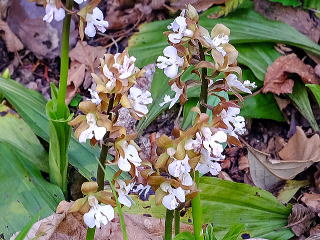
[68,49,152,228]
[66,3,255,234]
[41,0,109,38]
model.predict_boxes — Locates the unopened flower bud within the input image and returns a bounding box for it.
[81,182,98,195]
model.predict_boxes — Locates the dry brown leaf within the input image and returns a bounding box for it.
[170,0,225,11]
[238,155,249,171]
[279,127,320,162]
[247,127,320,189]
[262,54,319,95]
[288,204,315,237]
[0,19,23,52]
[69,41,106,71]
[66,63,86,104]
[301,193,320,213]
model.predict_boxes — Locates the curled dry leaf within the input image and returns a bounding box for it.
[262,54,319,95]
[170,0,226,11]
[247,127,320,190]
[66,63,86,104]
[288,204,315,237]
[0,19,23,52]
[301,193,320,213]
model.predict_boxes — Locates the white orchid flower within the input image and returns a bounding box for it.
[226,74,252,94]
[88,89,102,105]
[168,155,193,186]
[159,83,183,109]
[167,16,193,44]
[116,180,134,208]
[118,141,142,172]
[202,129,227,159]
[128,87,153,117]
[43,0,65,23]
[204,34,229,56]
[79,113,106,143]
[83,196,115,229]
[196,149,222,176]
[160,182,185,210]
[185,132,203,153]
[157,46,184,78]
[220,107,246,137]
[113,54,136,79]
[243,80,257,89]
[85,7,109,38]
[74,0,87,4]
[102,64,117,92]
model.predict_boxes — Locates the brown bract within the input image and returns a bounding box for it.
[263,54,319,95]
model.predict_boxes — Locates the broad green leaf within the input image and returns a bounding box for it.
[237,43,281,81]
[268,0,301,7]
[14,210,44,240]
[0,143,64,239]
[0,77,120,180]
[277,180,310,204]
[240,93,285,121]
[200,177,293,240]
[222,224,245,240]
[129,7,320,68]
[0,106,48,172]
[306,84,320,107]
[182,98,198,130]
[288,80,319,131]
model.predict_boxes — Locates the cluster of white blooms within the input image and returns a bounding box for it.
[115,180,135,208]
[128,87,153,118]
[79,113,106,143]
[160,182,185,210]
[117,140,142,172]
[159,83,183,109]
[185,128,227,176]
[83,196,115,229]
[167,15,193,44]
[157,46,184,79]
[220,107,246,138]
[225,74,256,94]
[42,1,108,38]
[203,34,229,56]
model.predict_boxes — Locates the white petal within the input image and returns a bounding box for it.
[209,162,222,176]
[79,128,94,143]
[168,160,180,178]
[181,172,193,186]
[173,187,185,202]
[99,204,115,221]
[212,131,227,143]
[83,209,96,228]
[43,5,54,23]
[74,0,83,3]
[168,33,183,44]
[118,156,131,172]
[118,194,132,208]
[85,23,96,37]
[93,126,106,141]
[162,194,178,210]
[92,7,104,20]
[54,8,65,21]
[196,162,210,175]
[163,46,178,58]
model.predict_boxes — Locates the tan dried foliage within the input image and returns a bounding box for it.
[288,204,315,237]
[0,19,23,52]
[301,193,320,213]
[170,0,226,11]
[262,54,319,95]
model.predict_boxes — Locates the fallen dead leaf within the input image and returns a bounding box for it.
[170,0,225,11]
[0,19,23,52]
[309,225,320,238]
[301,193,320,213]
[288,204,315,237]
[238,155,249,171]
[262,54,319,95]
[279,127,320,162]
[247,127,320,190]
[66,63,86,104]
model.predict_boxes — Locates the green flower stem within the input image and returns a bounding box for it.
[191,41,207,240]
[165,209,174,240]
[86,227,96,240]
[174,209,180,235]
[97,94,115,191]
[57,0,73,114]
